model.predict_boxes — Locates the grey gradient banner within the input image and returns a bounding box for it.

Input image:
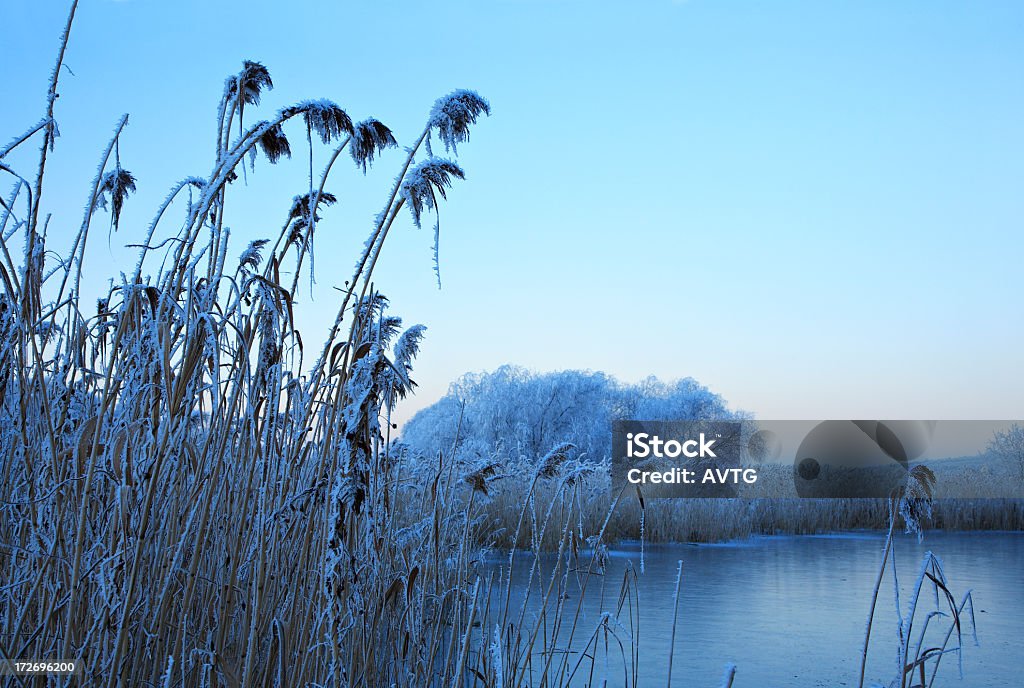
[611,420,1024,499]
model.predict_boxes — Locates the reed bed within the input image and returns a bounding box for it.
[0,4,715,687]
[471,458,1023,548]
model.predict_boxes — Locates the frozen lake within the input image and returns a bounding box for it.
[494,531,1023,687]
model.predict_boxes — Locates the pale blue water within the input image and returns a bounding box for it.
[493,532,1023,687]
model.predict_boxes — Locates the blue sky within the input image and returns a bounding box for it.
[3,0,1022,425]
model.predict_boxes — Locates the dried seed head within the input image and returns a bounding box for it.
[258,123,291,163]
[227,60,273,107]
[301,100,354,144]
[464,462,501,495]
[898,465,937,539]
[428,89,490,154]
[239,239,269,271]
[350,118,397,173]
[399,158,465,228]
[537,442,576,479]
[97,168,136,232]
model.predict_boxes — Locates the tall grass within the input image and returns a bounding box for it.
[0,4,713,687]
[0,3,557,686]
[473,459,1023,548]
[858,467,978,688]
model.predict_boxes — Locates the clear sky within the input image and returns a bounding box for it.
[3,0,1023,425]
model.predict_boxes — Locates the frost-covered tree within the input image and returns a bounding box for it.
[988,423,1024,482]
[400,365,741,464]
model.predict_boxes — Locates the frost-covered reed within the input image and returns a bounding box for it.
[857,467,978,688]
[0,4,679,687]
[471,459,1023,549]
[1,3,607,685]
